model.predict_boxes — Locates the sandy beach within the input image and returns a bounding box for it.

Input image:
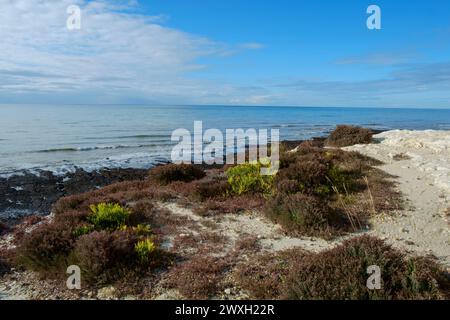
[345,130,450,267]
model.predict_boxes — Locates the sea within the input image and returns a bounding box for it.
[1,104,450,177]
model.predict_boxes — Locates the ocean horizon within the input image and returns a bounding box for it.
[1,104,450,177]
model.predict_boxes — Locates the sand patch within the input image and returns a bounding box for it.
[345,130,450,267]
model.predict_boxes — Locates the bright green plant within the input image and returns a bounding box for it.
[327,165,350,193]
[133,224,152,237]
[226,162,274,195]
[87,203,131,232]
[135,238,156,263]
[73,224,95,237]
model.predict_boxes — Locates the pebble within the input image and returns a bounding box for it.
[97,286,116,300]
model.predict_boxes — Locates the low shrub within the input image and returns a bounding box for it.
[327,165,352,193]
[132,224,152,237]
[237,236,449,300]
[150,164,206,185]
[326,125,373,147]
[265,193,346,237]
[129,200,156,225]
[52,180,171,217]
[135,238,156,263]
[73,230,138,283]
[168,256,231,299]
[192,178,230,200]
[87,203,131,231]
[192,194,266,216]
[274,179,299,195]
[16,222,76,273]
[276,148,369,196]
[235,234,260,252]
[226,163,273,195]
[277,159,329,195]
[73,224,95,237]
[235,250,304,299]
[285,236,450,300]
[52,194,88,215]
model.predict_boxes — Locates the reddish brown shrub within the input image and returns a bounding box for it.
[193,194,266,216]
[237,236,449,300]
[52,180,171,217]
[235,249,305,299]
[235,234,260,252]
[150,164,206,185]
[326,125,373,147]
[276,152,332,195]
[16,221,76,274]
[285,236,450,300]
[52,193,90,215]
[73,230,138,283]
[167,256,231,299]
[265,193,347,238]
[275,179,299,195]
[129,200,155,225]
[192,178,230,201]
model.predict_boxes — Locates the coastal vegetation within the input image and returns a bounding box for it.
[1,125,448,300]
[150,163,206,185]
[16,201,172,285]
[325,125,373,147]
[236,236,450,300]
[226,162,274,196]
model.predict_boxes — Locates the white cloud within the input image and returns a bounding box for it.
[333,52,419,66]
[0,0,265,103]
[1,1,449,108]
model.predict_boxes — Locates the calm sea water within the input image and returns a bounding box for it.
[1,104,450,177]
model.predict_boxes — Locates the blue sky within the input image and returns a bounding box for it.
[1,0,450,107]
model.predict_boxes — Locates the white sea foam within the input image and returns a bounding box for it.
[0,151,171,179]
[345,130,450,192]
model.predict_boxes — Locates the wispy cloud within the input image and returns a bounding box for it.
[0,0,449,108]
[0,0,264,103]
[240,42,265,50]
[271,62,450,107]
[333,52,420,66]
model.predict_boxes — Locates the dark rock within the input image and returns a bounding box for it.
[0,168,149,220]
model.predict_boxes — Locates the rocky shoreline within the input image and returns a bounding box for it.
[0,167,161,222]
[0,139,311,223]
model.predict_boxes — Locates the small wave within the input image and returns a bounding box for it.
[272,124,302,128]
[34,143,175,153]
[83,134,171,140]
[116,134,171,139]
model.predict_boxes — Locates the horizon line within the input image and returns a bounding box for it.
[1,103,450,110]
